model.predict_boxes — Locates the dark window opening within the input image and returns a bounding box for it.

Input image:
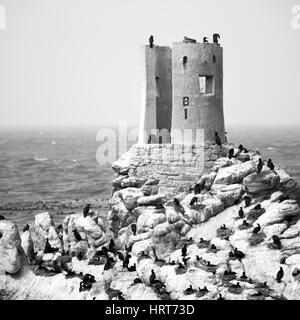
[213,55,216,63]
[184,109,188,119]
[183,96,189,106]
[155,76,160,97]
[199,75,214,94]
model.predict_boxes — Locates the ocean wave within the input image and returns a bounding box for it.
[34,157,48,162]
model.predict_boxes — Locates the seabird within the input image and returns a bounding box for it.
[72,229,82,242]
[183,56,188,66]
[189,197,198,206]
[252,223,261,234]
[108,239,116,253]
[131,224,137,236]
[272,235,281,248]
[276,267,284,283]
[182,257,190,266]
[83,204,90,217]
[213,33,220,44]
[23,224,30,232]
[267,159,275,171]
[254,203,261,210]
[149,35,154,48]
[257,158,263,173]
[228,148,235,159]
[150,269,156,284]
[44,238,59,254]
[194,183,202,194]
[181,244,187,257]
[184,285,195,295]
[238,207,244,218]
[215,132,222,146]
[203,37,208,43]
[174,198,180,206]
[244,195,252,207]
[127,263,136,272]
[234,247,245,259]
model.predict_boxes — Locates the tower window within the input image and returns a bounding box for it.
[183,96,189,106]
[199,75,214,94]
[184,108,188,119]
[213,55,216,63]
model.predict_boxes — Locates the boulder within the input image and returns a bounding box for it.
[21,230,35,262]
[35,212,62,252]
[0,220,24,274]
[216,184,244,207]
[243,171,280,195]
[118,188,143,210]
[256,200,300,228]
[276,168,297,192]
[137,194,166,206]
[214,159,257,185]
[136,208,166,232]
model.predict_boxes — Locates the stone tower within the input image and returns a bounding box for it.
[138,37,225,145]
[138,45,172,144]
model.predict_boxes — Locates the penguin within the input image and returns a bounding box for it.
[131,223,137,236]
[272,235,281,249]
[257,158,263,174]
[189,197,198,206]
[183,56,188,66]
[267,159,275,171]
[181,244,187,257]
[150,269,156,284]
[252,224,261,234]
[276,267,284,283]
[108,239,116,253]
[72,229,82,242]
[228,148,235,159]
[244,195,252,207]
[203,37,208,43]
[213,33,220,44]
[83,203,90,217]
[238,207,244,219]
[149,35,154,48]
[23,224,30,232]
[215,132,222,146]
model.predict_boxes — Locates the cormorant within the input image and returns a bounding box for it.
[215,132,222,146]
[238,207,244,218]
[257,158,263,174]
[276,267,284,283]
[83,203,90,217]
[252,224,261,234]
[72,229,82,242]
[149,35,154,48]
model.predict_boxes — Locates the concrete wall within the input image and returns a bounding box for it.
[171,42,225,144]
[138,45,172,144]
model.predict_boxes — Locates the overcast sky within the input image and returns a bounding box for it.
[0,0,299,128]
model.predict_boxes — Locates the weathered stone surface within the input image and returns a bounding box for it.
[214,160,257,185]
[118,188,144,210]
[21,230,35,262]
[35,212,62,252]
[243,171,281,195]
[216,184,244,207]
[137,194,166,206]
[0,220,24,274]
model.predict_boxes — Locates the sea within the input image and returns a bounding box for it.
[0,126,299,226]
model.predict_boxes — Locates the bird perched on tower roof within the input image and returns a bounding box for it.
[213,33,220,45]
[149,35,154,48]
[203,37,208,43]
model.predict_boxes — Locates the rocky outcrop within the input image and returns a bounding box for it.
[0,220,25,274]
[1,142,300,300]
